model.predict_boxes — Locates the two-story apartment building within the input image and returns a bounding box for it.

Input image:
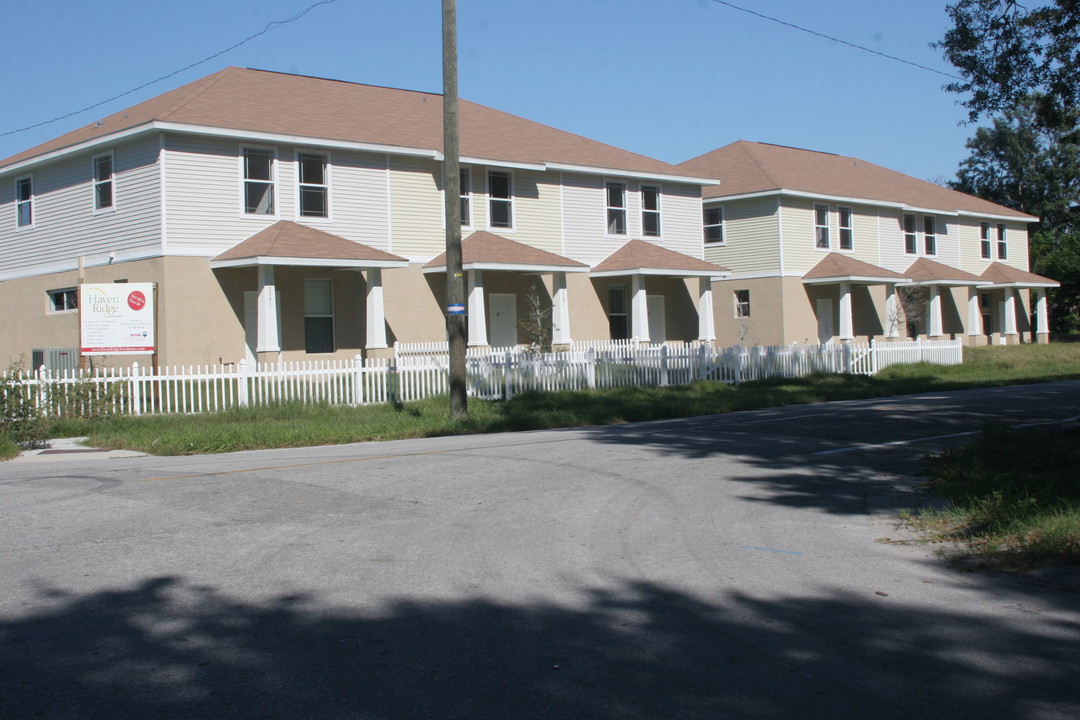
[0,67,725,368]
[680,141,1057,346]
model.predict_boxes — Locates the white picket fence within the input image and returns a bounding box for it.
[6,338,962,417]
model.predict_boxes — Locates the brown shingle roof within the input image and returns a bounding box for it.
[979,262,1059,287]
[423,231,588,271]
[591,239,729,277]
[902,258,983,285]
[679,141,1035,220]
[803,253,908,283]
[1,67,708,179]
[213,221,407,266]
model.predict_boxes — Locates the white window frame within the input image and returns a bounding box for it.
[487,169,513,230]
[303,278,335,354]
[923,216,937,256]
[241,146,277,218]
[903,213,917,255]
[460,166,472,229]
[606,181,627,236]
[296,151,331,220]
[92,152,115,213]
[641,184,662,238]
[703,205,724,245]
[47,287,78,314]
[980,222,992,259]
[996,223,1007,259]
[608,283,629,340]
[734,289,751,318]
[15,175,33,229]
[814,204,830,249]
[838,206,853,251]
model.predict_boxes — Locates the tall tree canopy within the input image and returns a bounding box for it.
[951,96,1080,332]
[937,0,1079,134]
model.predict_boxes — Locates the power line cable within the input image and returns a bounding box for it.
[0,0,338,140]
[707,0,963,81]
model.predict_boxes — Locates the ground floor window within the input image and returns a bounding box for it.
[48,288,78,313]
[304,278,335,353]
[608,284,628,340]
[734,289,750,318]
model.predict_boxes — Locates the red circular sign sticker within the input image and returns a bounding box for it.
[127,290,147,311]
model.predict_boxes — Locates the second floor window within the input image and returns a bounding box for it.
[16,177,33,227]
[923,216,937,255]
[93,154,114,210]
[606,182,626,235]
[460,168,471,226]
[980,222,992,259]
[814,205,830,248]
[997,223,1007,259]
[903,214,917,254]
[243,148,275,215]
[298,153,328,218]
[704,206,724,244]
[642,185,661,237]
[488,170,512,228]
[839,207,853,250]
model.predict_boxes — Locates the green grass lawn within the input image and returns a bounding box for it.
[905,424,1080,571]
[22,342,1080,456]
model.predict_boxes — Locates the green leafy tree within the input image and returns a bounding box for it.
[936,0,1080,136]
[951,96,1080,332]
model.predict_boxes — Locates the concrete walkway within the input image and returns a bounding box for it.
[11,437,148,462]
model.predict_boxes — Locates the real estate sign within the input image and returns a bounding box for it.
[80,283,156,355]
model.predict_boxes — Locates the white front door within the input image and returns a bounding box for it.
[489,293,518,347]
[817,298,834,344]
[647,295,666,344]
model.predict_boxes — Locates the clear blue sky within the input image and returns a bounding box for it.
[2,0,976,182]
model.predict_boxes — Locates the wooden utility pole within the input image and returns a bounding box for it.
[443,0,467,418]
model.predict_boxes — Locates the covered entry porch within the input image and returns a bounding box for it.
[210,221,408,362]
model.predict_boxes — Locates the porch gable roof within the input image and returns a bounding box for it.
[900,257,983,286]
[210,221,408,269]
[802,253,908,285]
[978,262,1059,289]
[590,239,730,278]
[422,231,590,273]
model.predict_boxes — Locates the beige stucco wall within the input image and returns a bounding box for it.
[0,257,242,370]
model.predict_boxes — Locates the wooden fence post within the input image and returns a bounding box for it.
[130,362,142,415]
[503,351,513,400]
[237,359,249,407]
[352,354,363,406]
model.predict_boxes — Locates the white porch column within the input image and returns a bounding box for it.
[467,269,488,346]
[365,268,387,349]
[1004,288,1018,337]
[927,285,943,337]
[257,265,280,353]
[1035,289,1049,339]
[885,283,899,338]
[967,289,981,337]
[630,274,649,341]
[551,272,571,345]
[698,277,715,342]
[838,281,853,340]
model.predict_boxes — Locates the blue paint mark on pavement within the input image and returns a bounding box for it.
[740,546,803,556]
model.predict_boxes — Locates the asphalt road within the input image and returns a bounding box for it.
[1,381,1079,719]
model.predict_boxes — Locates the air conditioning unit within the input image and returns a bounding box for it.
[31,347,80,374]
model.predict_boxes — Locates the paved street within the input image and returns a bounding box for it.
[1,381,1079,719]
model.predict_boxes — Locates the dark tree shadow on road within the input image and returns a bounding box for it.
[2,576,1078,719]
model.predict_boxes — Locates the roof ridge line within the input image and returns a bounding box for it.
[739,141,781,188]
[156,67,240,121]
